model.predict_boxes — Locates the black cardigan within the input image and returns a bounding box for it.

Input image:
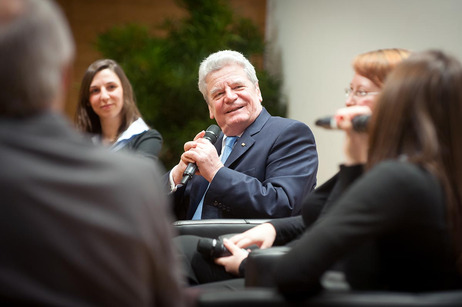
[121,129,163,160]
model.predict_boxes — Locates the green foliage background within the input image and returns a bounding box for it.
[95,0,286,169]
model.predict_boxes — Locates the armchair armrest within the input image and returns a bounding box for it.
[173,219,269,238]
[245,247,350,291]
[245,246,292,288]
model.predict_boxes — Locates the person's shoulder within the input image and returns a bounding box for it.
[265,116,313,138]
[112,149,161,172]
[124,129,162,148]
[368,159,438,193]
[267,115,309,128]
[373,159,425,176]
[127,129,162,144]
[91,142,163,180]
[362,160,444,220]
[108,151,168,198]
[140,128,162,139]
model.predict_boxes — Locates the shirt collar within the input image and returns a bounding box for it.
[116,117,149,142]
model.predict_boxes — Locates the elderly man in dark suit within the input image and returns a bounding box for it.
[0,0,189,306]
[168,50,318,220]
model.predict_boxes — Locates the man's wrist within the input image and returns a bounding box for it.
[169,165,180,192]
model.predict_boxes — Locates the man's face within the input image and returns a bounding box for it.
[205,63,263,136]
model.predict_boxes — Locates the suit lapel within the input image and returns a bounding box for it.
[224,108,270,167]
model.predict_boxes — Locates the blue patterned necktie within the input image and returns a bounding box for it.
[220,136,237,164]
[192,136,237,220]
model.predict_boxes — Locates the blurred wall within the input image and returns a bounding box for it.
[55,0,267,120]
[266,0,462,185]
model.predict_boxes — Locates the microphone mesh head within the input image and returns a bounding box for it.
[197,238,216,256]
[204,124,221,144]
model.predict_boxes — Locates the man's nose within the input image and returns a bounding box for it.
[224,87,237,102]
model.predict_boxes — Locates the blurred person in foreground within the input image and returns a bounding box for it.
[180,48,410,286]
[75,58,163,160]
[167,50,318,220]
[0,0,189,306]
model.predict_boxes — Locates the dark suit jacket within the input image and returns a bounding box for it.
[0,112,188,306]
[171,108,318,219]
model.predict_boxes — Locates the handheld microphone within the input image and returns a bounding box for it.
[197,238,231,258]
[181,124,221,185]
[315,115,370,132]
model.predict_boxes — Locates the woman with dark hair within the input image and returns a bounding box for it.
[273,50,462,297]
[75,59,162,159]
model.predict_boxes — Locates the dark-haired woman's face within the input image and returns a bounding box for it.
[89,69,124,123]
[345,73,381,110]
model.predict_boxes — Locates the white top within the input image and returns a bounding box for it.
[92,118,149,152]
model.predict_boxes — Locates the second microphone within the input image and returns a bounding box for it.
[315,114,370,132]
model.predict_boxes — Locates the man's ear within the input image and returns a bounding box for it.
[208,103,215,119]
[52,62,73,113]
[255,83,263,102]
[62,63,73,92]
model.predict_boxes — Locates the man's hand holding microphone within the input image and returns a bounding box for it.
[171,125,221,187]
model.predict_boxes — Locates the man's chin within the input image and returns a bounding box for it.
[221,118,250,135]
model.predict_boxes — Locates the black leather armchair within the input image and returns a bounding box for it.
[239,246,462,306]
[173,220,462,306]
[201,238,462,306]
[200,247,462,306]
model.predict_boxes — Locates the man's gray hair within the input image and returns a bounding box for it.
[198,50,258,101]
[0,0,75,116]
